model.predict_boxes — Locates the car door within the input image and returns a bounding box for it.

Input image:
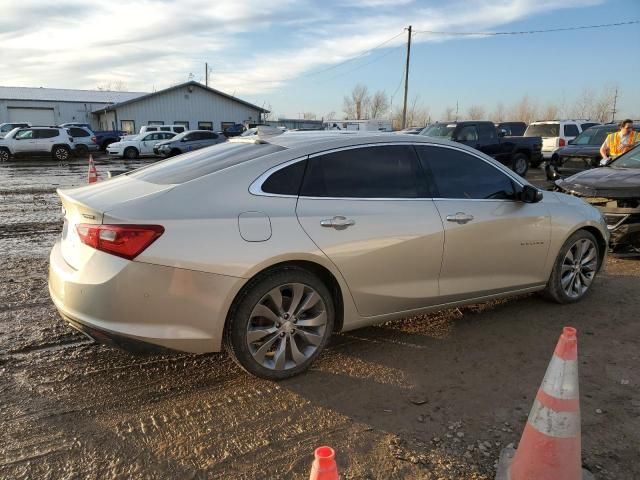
[35,129,61,152]
[13,128,38,154]
[139,133,158,154]
[415,144,551,302]
[296,144,445,317]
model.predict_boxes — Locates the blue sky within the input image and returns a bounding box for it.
[1,0,638,120]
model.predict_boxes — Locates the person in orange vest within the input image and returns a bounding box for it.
[600,119,640,165]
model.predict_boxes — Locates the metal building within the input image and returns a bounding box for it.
[0,81,268,134]
[0,86,143,127]
[94,81,268,134]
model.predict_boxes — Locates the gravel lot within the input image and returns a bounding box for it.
[1,156,638,479]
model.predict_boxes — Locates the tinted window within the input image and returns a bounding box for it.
[581,123,598,131]
[477,123,497,140]
[129,142,285,185]
[160,127,170,131]
[573,127,613,145]
[70,128,90,137]
[174,126,185,133]
[525,124,559,137]
[262,160,306,195]
[456,125,478,142]
[36,129,59,139]
[300,145,426,198]
[416,145,516,200]
[161,132,175,139]
[564,124,579,137]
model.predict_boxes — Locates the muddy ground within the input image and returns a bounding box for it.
[1,157,638,479]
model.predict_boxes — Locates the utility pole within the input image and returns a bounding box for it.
[401,25,412,129]
[455,100,459,121]
[611,87,618,122]
[205,63,209,87]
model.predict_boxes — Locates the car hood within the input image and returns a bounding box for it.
[555,167,640,198]
[556,145,600,156]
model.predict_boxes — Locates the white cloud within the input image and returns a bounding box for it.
[0,0,602,96]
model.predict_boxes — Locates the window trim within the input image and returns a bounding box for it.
[249,142,526,201]
[174,121,190,129]
[120,120,135,134]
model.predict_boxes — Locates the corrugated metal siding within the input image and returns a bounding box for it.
[0,99,114,129]
[109,85,262,132]
[0,86,145,103]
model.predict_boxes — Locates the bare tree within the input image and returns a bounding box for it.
[443,106,455,122]
[324,111,336,121]
[370,90,390,119]
[96,80,128,91]
[343,84,371,120]
[510,95,538,123]
[467,105,486,120]
[540,103,559,121]
[492,102,506,122]
[591,86,617,122]
[302,112,317,120]
[393,96,429,129]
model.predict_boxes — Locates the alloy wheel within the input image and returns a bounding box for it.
[0,150,8,162]
[55,148,69,161]
[515,157,528,175]
[246,283,327,371]
[560,238,597,298]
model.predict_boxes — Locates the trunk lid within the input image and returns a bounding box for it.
[58,175,174,270]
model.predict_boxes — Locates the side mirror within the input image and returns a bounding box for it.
[520,184,543,203]
[498,128,508,137]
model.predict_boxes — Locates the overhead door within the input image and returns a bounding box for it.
[8,107,55,125]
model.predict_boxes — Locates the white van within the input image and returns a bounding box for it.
[524,119,601,165]
[139,125,187,135]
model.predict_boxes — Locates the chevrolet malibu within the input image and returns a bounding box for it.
[49,132,609,379]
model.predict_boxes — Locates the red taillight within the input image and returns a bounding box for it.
[559,138,566,147]
[76,224,164,260]
[91,136,97,144]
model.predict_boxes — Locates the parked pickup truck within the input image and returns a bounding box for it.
[420,121,543,177]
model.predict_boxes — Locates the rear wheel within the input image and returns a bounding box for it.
[543,230,600,304]
[75,145,89,157]
[225,267,334,380]
[0,148,9,162]
[169,148,182,157]
[512,153,529,177]
[123,147,138,159]
[52,145,71,161]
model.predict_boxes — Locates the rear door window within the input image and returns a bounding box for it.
[416,145,516,200]
[129,142,285,185]
[300,145,427,198]
[262,160,307,195]
[36,129,59,139]
[564,124,579,137]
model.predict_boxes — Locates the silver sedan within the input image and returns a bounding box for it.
[49,132,609,379]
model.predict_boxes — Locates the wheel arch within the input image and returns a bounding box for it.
[223,259,346,342]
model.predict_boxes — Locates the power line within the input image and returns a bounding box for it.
[413,20,639,36]
[325,43,406,80]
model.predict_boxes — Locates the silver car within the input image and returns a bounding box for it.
[49,132,609,379]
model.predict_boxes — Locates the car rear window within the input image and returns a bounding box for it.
[128,142,285,184]
[524,124,559,137]
[573,128,613,145]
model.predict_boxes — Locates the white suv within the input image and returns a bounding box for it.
[524,120,601,166]
[0,126,74,162]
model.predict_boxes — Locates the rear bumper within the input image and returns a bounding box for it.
[48,240,242,353]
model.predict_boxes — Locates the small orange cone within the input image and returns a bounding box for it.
[88,155,98,184]
[496,327,593,480]
[309,446,338,480]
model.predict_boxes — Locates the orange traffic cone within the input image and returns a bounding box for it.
[88,155,98,183]
[309,446,338,480]
[496,327,593,480]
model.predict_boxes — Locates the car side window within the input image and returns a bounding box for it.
[70,128,89,137]
[37,129,59,139]
[564,124,579,137]
[477,123,497,140]
[416,145,516,200]
[456,125,478,142]
[300,145,427,198]
[15,129,34,140]
[145,133,158,141]
[262,160,307,195]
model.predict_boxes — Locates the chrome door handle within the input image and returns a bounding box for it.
[446,212,474,224]
[320,216,356,229]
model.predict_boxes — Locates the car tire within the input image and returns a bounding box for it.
[0,148,10,162]
[75,145,89,157]
[225,267,335,380]
[512,153,529,177]
[52,145,71,161]
[169,149,182,157]
[542,230,600,304]
[124,147,138,159]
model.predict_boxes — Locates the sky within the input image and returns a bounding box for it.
[1,0,639,120]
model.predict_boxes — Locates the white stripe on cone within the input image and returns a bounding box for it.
[540,355,579,400]
[527,400,581,438]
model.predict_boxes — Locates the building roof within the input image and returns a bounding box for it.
[93,81,269,114]
[0,86,146,103]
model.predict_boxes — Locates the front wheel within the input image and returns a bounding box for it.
[123,147,138,159]
[0,148,10,162]
[225,267,334,380]
[512,153,529,177]
[542,230,600,304]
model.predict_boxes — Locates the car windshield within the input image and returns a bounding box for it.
[128,141,286,184]
[572,128,613,145]
[420,124,455,139]
[524,124,559,137]
[610,145,640,169]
